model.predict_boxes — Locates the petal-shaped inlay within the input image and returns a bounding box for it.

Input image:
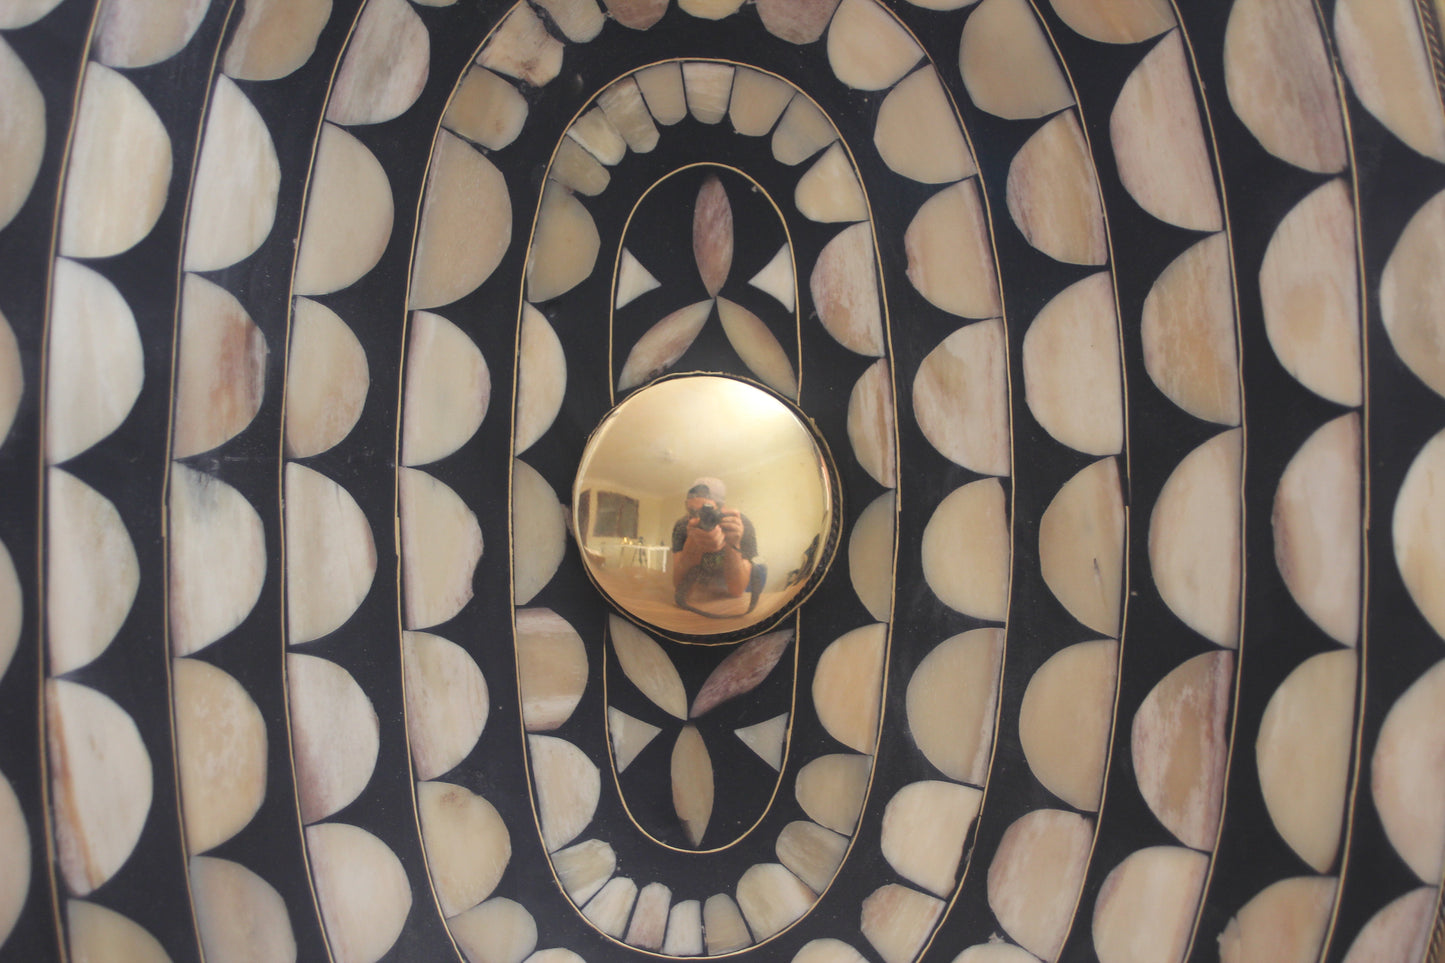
[795,143,868,223]
[47,468,139,674]
[515,304,567,453]
[1141,233,1240,425]
[813,624,886,754]
[0,37,45,231]
[529,735,601,851]
[683,62,734,125]
[288,654,379,824]
[987,809,1093,961]
[444,68,528,151]
[671,725,714,846]
[717,297,797,398]
[905,180,1000,320]
[693,176,733,297]
[874,67,976,184]
[617,300,713,392]
[906,628,1004,784]
[921,481,1010,621]
[881,781,982,896]
[1373,658,1445,883]
[959,0,1073,120]
[402,311,489,467]
[848,359,896,487]
[284,298,369,458]
[417,780,511,917]
[305,823,412,963]
[1150,429,1243,647]
[1047,0,1174,44]
[284,463,376,644]
[610,615,687,718]
[861,884,945,963]
[737,864,814,939]
[478,3,563,86]
[1022,272,1123,456]
[795,754,871,835]
[294,124,394,296]
[812,223,883,355]
[1381,188,1445,400]
[704,894,751,954]
[403,631,488,780]
[411,131,512,311]
[826,0,922,91]
[636,62,687,125]
[1394,430,1445,641]
[849,491,894,621]
[48,680,152,896]
[1007,111,1107,266]
[518,609,588,733]
[1092,847,1209,963]
[173,274,267,457]
[190,856,297,963]
[222,0,330,81]
[1217,876,1336,963]
[526,184,601,304]
[1335,0,1445,163]
[1020,639,1118,812]
[186,76,280,272]
[174,658,267,854]
[512,459,566,606]
[1039,457,1126,637]
[582,876,638,937]
[326,0,428,126]
[400,468,483,629]
[692,629,792,717]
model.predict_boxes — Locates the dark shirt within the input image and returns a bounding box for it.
[671,513,757,577]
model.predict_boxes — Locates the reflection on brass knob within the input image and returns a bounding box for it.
[573,375,838,642]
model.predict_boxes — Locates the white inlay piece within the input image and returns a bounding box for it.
[736,714,789,771]
[849,491,894,621]
[776,820,848,893]
[959,0,1073,120]
[514,305,567,454]
[186,76,280,272]
[287,653,379,824]
[526,184,601,304]
[221,0,330,81]
[174,658,267,855]
[921,482,1010,622]
[0,38,45,232]
[987,809,1093,961]
[284,463,376,644]
[294,124,394,297]
[861,884,945,963]
[905,181,1000,320]
[517,609,588,733]
[400,467,484,629]
[1019,639,1118,812]
[326,0,428,126]
[284,298,369,458]
[1022,272,1123,456]
[0,772,28,946]
[66,901,171,963]
[913,320,1009,475]
[512,459,566,605]
[749,245,796,311]
[874,67,976,184]
[1217,875,1335,963]
[826,0,922,91]
[552,838,616,905]
[615,249,661,308]
[795,753,871,835]
[410,131,512,311]
[529,735,601,851]
[47,468,139,674]
[444,68,528,151]
[304,822,412,963]
[173,274,267,457]
[402,310,490,467]
[906,628,1004,784]
[737,863,814,939]
[881,781,982,896]
[190,856,298,963]
[402,631,488,780]
[608,707,661,772]
[1394,430,1445,641]
[416,780,511,917]
[610,615,687,719]
[449,899,537,963]
[813,624,887,754]
[1092,846,1209,963]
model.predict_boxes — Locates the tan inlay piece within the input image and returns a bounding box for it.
[795,753,871,834]
[526,950,585,963]
[173,274,266,457]
[694,176,733,296]
[774,96,840,167]
[750,245,797,312]
[1274,414,1361,646]
[529,735,601,851]
[1008,112,1107,266]
[1141,233,1239,425]
[1023,272,1123,456]
[402,311,489,467]
[326,0,427,125]
[402,631,488,780]
[582,877,638,937]
[793,939,869,963]
[663,900,703,956]
[1092,846,1208,963]
[0,38,45,231]
[757,0,841,44]
[848,359,897,487]
[776,820,848,892]
[67,901,171,963]
[445,68,528,151]
[1223,0,1346,174]
[417,781,511,917]
[635,63,687,125]
[304,822,412,963]
[1020,639,1118,812]
[1382,189,1445,400]
[512,459,566,605]
[190,856,298,963]
[874,67,976,185]
[0,309,21,446]
[959,0,1073,120]
[478,3,563,87]
[294,124,393,296]
[735,714,788,770]
[813,623,886,754]
[412,132,512,308]
[399,467,483,628]
[812,223,882,354]
[672,725,714,846]
[604,0,669,29]
[46,259,144,463]
[1261,179,1361,405]
[608,708,661,772]
[48,680,152,896]
[1110,32,1222,233]
[516,609,586,733]
[287,653,378,823]
[449,899,537,963]
[174,658,266,855]
[826,0,922,91]
[717,297,797,398]
[0,0,63,28]
[1341,886,1437,963]
[704,894,752,953]
[1132,650,1232,851]
[1150,429,1242,647]
[737,863,814,939]
[552,838,616,904]
[616,300,713,391]
[797,150,869,227]
[1047,0,1173,44]
[1217,875,1336,963]
[535,0,605,40]
[987,808,1093,961]
[284,298,368,458]
[921,479,1010,622]
[526,184,601,303]
[950,945,1040,963]
[692,631,792,718]
[1258,650,1357,872]
[905,181,1001,320]
[861,884,945,963]
[849,491,894,621]
[1394,431,1445,641]
[626,882,672,950]
[1336,0,1445,162]
[598,78,660,153]
[0,540,19,679]
[683,61,734,124]
[60,64,171,258]
[915,321,1009,474]
[907,628,1003,783]
[47,468,138,674]
[616,249,660,308]
[284,464,376,644]
[1373,658,1445,883]
[1040,457,1125,637]
[610,615,687,718]
[730,68,793,137]
[222,0,331,81]
[515,305,566,453]
[881,781,982,896]
[569,109,628,166]
[680,0,745,18]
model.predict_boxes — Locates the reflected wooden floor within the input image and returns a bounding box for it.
[593,565,789,638]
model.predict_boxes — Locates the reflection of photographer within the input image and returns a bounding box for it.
[672,478,756,599]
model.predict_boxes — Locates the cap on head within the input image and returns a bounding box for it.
[687,476,726,503]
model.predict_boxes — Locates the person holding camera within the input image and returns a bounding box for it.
[671,477,756,600]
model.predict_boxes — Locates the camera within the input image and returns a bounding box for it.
[692,504,722,531]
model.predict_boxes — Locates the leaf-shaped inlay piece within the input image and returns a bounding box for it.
[693,176,733,296]
[617,300,713,391]
[672,726,714,846]
[692,629,793,717]
[717,297,797,399]
[610,616,687,719]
